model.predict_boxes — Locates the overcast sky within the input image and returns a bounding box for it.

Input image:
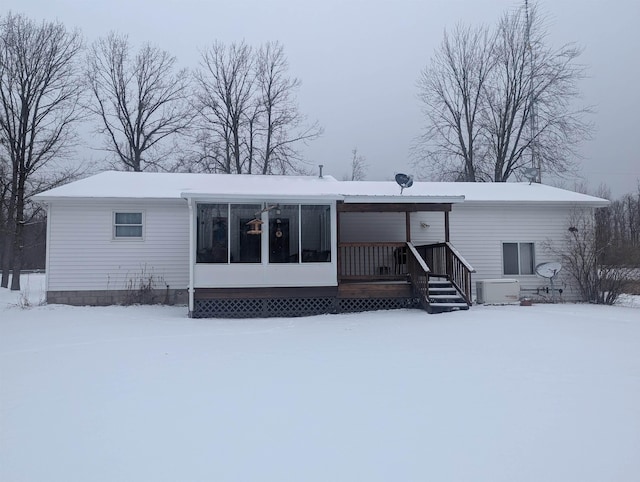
[6,0,640,197]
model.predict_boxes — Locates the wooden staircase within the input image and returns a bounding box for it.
[426,277,470,314]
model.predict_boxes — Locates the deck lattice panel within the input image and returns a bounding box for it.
[193,296,418,318]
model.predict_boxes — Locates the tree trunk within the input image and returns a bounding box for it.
[1,175,17,288]
[0,231,12,288]
[9,177,26,290]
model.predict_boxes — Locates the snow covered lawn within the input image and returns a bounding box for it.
[1,274,639,482]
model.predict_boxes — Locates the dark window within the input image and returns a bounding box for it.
[503,242,534,275]
[269,205,299,263]
[231,204,262,263]
[197,204,228,263]
[301,205,331,262]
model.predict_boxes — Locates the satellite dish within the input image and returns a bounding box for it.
[395,173,414,194]
[535,262,563,303]
[524,167,539,183]
[535,262,562,278]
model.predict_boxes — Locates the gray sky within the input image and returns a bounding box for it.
[6,0,640,197]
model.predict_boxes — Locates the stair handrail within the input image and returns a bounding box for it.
[405,242,431,311]
[445,242,476,273]
[407,242,431,274]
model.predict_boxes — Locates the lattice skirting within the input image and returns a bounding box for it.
[193,297,419,318]
[338,297,418,313]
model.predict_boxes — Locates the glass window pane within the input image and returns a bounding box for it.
[197,204,228,263]
[231,204,262,263]
[519,243,535,274]
[115,225,142,237]
[301,205,331,263]
[269,205,299,263]
[503,243,519,275]
[115,212,142,225]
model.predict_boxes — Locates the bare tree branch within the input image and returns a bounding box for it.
[86,32,193,171]
[414,2,592,183]
[192,41,322,175]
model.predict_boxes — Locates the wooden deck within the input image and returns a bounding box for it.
[337,280,411,299]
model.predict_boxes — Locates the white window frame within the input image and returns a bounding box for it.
[113,211,145,240]
[502,242,535,275]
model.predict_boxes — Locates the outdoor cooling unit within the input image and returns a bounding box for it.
[476,279,520,304]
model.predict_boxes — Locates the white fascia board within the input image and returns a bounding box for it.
[463,199,610,208]
[180,192,343,203]
[342,195,466,204]
[32,195,183,203]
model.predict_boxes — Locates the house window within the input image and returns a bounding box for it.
[114,212,143,239]
[503,242,535,275]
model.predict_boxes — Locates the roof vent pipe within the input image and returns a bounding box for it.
[318,164,324,178]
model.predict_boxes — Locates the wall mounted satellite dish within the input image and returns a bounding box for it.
[535,261,562,302]
[395,173,414,194]
[524,167,539,184]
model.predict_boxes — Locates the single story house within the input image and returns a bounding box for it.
[33,171,609,317]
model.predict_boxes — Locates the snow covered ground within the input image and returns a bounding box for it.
[1,274,639,482]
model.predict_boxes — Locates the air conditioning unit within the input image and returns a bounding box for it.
[476,279,520,304]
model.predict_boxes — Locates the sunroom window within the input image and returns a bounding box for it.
[197,204,228,263]
[269,205,299,263]
[196,203,331,264]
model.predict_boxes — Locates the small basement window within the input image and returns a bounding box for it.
[503,242,535,275]
[114,212,143,239]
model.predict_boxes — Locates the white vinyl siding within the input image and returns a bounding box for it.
[443,203,584,301]
[47,200,189,292]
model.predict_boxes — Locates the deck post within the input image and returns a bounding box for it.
[336,202,342,281]
[444,211,450,242]
[405,212,411,242]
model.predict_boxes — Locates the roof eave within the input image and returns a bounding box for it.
[180,192,344,202]
[342,195,465,204]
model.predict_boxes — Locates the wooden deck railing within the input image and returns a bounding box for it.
[338,242,408,281]
[416,242,475,304]
[338,241,475,308]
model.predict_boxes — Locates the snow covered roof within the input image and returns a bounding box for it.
[33,171,610,206]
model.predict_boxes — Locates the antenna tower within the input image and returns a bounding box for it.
[525,0,541,183]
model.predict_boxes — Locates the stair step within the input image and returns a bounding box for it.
[429,287,456,292]
[429,294,464,300]
[429,302,469,308]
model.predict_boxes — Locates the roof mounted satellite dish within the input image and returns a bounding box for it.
[524,167,539,184]
[395,173,414,194]
[535,262,563,302]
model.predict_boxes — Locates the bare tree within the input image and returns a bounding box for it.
[343,148,368,181]
[0,13,84,290]
[194,41,255,174]
[415,2,591,182]
[192,41,321,175]
[255,41,322,174]
[558,210,632,304]
[416,24,495,181]
[86,32,192,172]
